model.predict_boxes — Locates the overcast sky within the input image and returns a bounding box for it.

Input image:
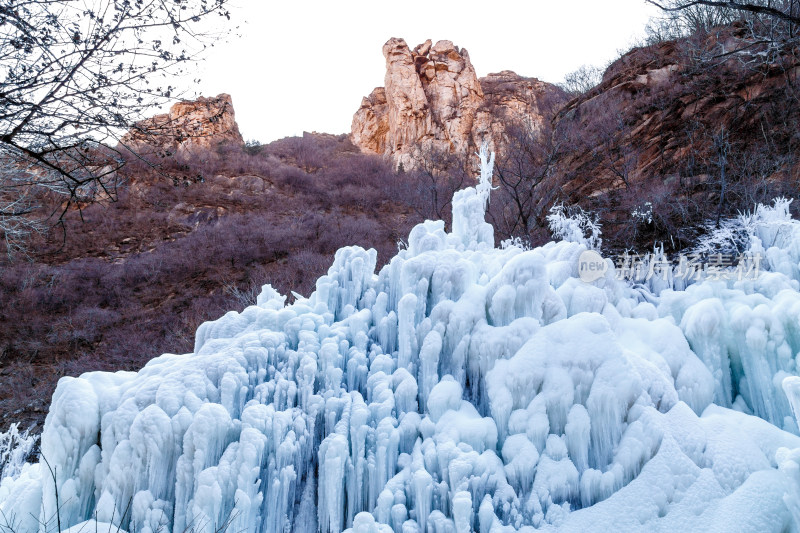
[192,0,661,143]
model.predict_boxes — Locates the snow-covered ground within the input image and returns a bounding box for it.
[4,148,800,532]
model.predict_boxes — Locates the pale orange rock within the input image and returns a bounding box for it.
[351,38,564,169]
[121,93,243,154]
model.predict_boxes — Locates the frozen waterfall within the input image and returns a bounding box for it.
[5,146,800,532]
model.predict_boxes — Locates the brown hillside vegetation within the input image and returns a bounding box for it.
[0,133,425,433]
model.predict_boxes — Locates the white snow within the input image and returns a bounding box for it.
[4,150,800,532]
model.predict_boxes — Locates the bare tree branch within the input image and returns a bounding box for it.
[646,0,800,26]
[0,0,234,254]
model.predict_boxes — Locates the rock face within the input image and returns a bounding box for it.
[475,70,560,146]
[545,30,800,212]
[122,93,243,154]
[351,38,564,169]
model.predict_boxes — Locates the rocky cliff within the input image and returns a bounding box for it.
[351,38,565,169]
[540,28,800,249]
[121,93,243,154]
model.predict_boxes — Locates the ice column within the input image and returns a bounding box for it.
[451,142,495,249]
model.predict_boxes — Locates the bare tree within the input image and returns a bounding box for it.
[646,0,738,39]
[0,158,48,254]
[560,64,604,97]
[407,143,468,221]
[592,109,640,190]
[646,0,800,39]
[0,0,233,254]
[710,126,730,225]
[490,117,561,243]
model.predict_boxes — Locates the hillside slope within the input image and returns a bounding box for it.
[0,131,422,434]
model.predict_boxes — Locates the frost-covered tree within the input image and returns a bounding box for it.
[546,203,603,249]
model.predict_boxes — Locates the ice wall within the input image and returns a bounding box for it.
[4,152,800,533]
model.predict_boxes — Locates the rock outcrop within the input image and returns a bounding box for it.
[351,38,565,169]
[475,70,561,146]
[546,30,800,209]
[122,93,243,154]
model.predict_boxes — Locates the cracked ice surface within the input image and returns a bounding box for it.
[6,149,800,532]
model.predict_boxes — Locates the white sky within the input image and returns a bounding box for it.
[193,0,661,143]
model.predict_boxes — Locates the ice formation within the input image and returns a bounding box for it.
[0,424,38,483]
[5,147,800,532]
